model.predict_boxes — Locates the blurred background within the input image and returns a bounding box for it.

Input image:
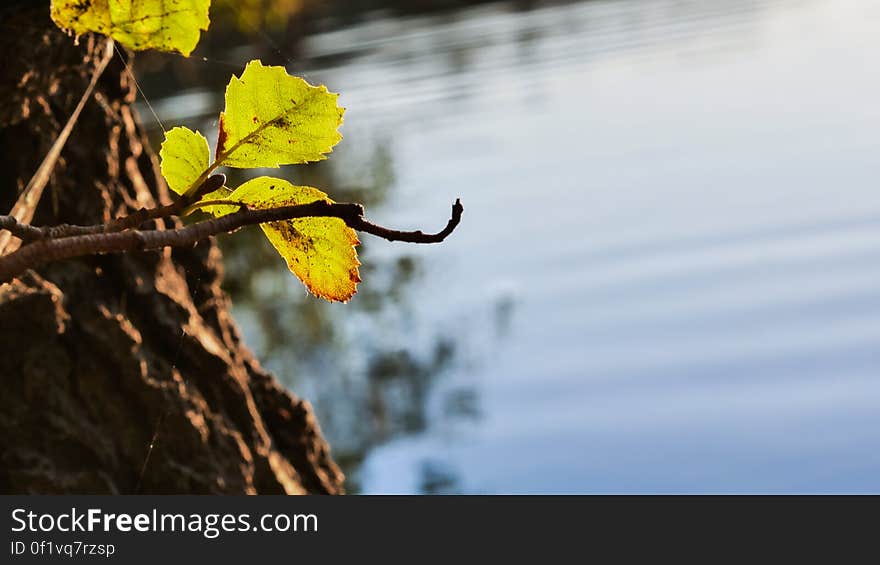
[135,0,880,493]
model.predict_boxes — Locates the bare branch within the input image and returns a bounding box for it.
[348,198,464,243]
[0,198,463,284]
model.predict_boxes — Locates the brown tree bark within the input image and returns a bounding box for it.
[0,3,344,494]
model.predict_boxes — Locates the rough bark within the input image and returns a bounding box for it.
[0,3,344,494]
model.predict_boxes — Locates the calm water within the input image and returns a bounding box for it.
[141,0,880,492]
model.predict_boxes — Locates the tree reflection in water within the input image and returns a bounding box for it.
[216,142,474,492]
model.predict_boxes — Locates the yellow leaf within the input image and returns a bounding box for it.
[50,0,210,56]
[206,177,360,302]
[159,127,210,195]
[215,60,344,169]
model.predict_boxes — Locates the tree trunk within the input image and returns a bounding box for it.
[0,3,344,494]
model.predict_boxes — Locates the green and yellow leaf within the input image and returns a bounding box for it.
[159,126,210,195]
[50,0,210,56]
[215,60,344,169]
[204,177,360,302]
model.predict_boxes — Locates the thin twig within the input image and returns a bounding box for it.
[0,216,45,242]
[348,199,464,243]
[0,174,226,242]
[0,40,116,256]
[0,199,463,284]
